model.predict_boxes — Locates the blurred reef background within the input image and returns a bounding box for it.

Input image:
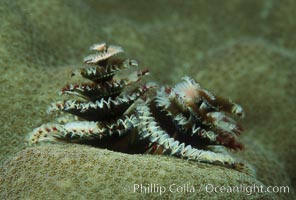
[0,0,295,199]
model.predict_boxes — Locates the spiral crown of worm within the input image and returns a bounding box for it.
[27,42,255,176]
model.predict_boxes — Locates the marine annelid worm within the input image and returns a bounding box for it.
[27,42,255,176]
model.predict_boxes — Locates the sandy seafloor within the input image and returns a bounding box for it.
[0,0,295,199]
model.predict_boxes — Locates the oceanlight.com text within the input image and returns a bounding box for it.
[133,183,290,196]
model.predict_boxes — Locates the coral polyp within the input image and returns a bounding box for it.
[27,42,254,175]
